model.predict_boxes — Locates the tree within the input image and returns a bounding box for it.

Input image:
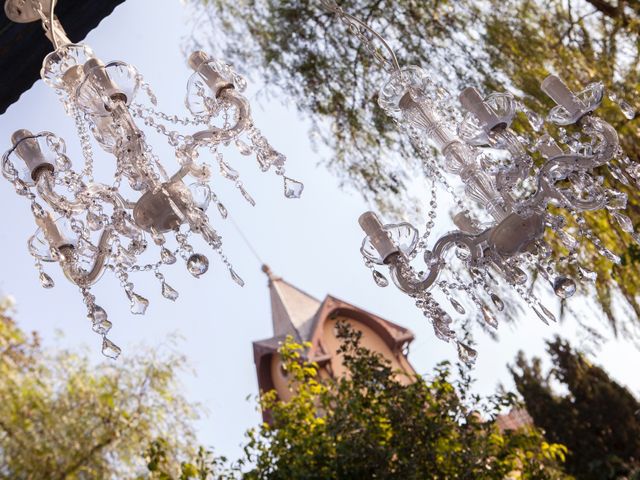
[0,297,199,479]
[0,293,571,479]
[192,0,640,337]
[511,336,640,480]
[237,323,571,479]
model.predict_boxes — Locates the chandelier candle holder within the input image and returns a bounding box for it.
[321,1,638,365]
[2,0,303,358]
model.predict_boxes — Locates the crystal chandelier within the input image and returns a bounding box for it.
[2,0,303,358]
[321,1,637,365]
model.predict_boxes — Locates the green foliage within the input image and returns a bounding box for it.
[0,298,198,479]
[143,439,239,480]
[239,323,571,479]
[198,0,640,336]
[194,0,481,217]
[511,336,640,480]
[0,297,573,479]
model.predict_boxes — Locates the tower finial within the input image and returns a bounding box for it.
[262,264,275,281]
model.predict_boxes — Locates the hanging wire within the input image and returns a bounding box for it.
[228,214,265,266]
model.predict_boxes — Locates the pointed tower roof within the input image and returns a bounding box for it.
[262,265,322,341]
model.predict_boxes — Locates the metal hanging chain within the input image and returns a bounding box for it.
[48,0,58,49]
[32,0,68,49]
[319,0,401,73]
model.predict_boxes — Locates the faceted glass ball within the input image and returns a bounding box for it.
[187,253,209,277]
[553,276,577,299]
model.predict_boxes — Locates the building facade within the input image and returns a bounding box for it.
[253,266,416,413]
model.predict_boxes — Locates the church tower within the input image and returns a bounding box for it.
[253,265,416,413]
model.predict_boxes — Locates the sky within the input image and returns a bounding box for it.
[0,0,638,463]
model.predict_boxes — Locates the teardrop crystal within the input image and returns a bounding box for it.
[31,202,46,218]
[578,265,597,282]
[524,107,544,132]
[455,245,470,260]
[92,305,108,323]
[610,165,631,186]
[160,247,176,265]
[606,189,628,210]
[481,305,498,328]
[456,341,478,367]
[217,202,228,219]
[14,179,29,196]
[612,211,634,233]
[92,317,112,335]
[235,139,252,155]
[557,229,579,251]
[101,337,121,359]
[152,231,166,246]
[490,293,504,311]
[449,297,465,314]
[127,291,149,315]
[39,271,55,289]
[553,276,576,299]
[283,177,304,199]
[187,253,209,277]
[617,99,636,120]
[533,307,549,325]
[540,304,557,323]
[219,160,240,180]
[432,314,456,342]
[238,186,256,206]
[372,269,389,287]
[230,268,245,286]
[599,246,621,264]
[510,267,528,285]
[161,281,179,301]
[86,211,104,231]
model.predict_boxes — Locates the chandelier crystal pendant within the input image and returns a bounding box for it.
[2,0,303,358]
[321,1,637,366]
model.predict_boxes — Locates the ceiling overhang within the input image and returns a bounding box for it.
[0,0,127,114]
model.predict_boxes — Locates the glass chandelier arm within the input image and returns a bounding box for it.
[36,172,135,214]
[59,227,113,287]
[85,183,136,210]
[191,90,251,145]
[512,116,619,213]
[319,0,401,73]
[36,171,86,214]
[490,129,527,160]
[581,116,619,164]
[388,230,488,295]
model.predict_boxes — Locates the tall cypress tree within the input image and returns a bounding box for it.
[511,337,640,480]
